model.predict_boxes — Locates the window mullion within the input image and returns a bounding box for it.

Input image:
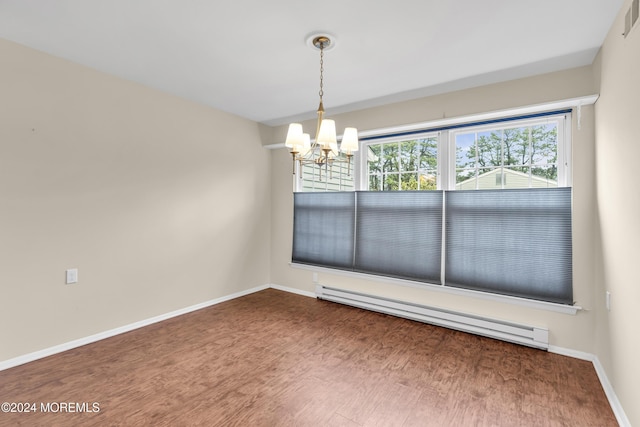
[528,126,533,188]
[501,129,505,190]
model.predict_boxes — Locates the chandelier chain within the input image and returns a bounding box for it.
[318,43,324,101]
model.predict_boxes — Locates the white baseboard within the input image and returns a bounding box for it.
[269,283,316,298]
[0,284,270,372]
[592,357,631,427]
[548,345,594,361]
[535,347,630,426]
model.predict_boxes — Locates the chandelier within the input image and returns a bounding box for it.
[285,35,359,180]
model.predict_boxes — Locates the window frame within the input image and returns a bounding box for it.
[354,112,572,192]
[285,102,588,314]
[357,131,441,192]
[291,187,576,313]
[446,115,571,191]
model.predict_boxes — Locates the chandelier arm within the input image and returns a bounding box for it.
[291,151,297,175]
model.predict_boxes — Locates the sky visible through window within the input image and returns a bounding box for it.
[455,123,558,189]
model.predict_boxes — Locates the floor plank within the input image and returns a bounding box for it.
[0,289,618,426]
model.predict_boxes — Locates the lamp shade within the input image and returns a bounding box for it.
[340,127,359,154]
[299,133,311,156]
[285,123,304,150]
[317,119,337,151]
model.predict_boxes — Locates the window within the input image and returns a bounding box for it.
[292,188,573,305]
[298,157,354,192]
[292,192,355,269]
[359,113,569,192]
[445,188,573,305]
[354,191,442,283]
[291,110,574,307]
[293,191,443,283]
[366,135,438,191]
[453,119,563,190]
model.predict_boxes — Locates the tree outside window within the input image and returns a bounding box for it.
[367,137,438,191]
[455,124,558,190]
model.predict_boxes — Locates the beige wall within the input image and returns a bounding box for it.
[265,65,596,146]
[594,0,640,424]
[0,39,271,361]
[270,67,600,352]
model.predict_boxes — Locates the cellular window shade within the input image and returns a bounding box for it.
[445,188,573,305]
[292,192,355,270]
[355,191,443,283]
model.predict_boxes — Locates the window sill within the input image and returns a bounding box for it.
[290,262,581,315]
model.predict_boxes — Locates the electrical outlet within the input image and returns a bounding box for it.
[66,268,78,284]
[606,291,611,311]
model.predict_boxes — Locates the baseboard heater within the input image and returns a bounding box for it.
[316,285,549,350]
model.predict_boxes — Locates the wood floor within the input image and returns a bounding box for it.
[0,289,617,426]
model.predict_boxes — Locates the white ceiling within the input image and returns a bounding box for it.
[0,0,623,126]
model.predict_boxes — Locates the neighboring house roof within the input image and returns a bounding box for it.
[456,167,557,190]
